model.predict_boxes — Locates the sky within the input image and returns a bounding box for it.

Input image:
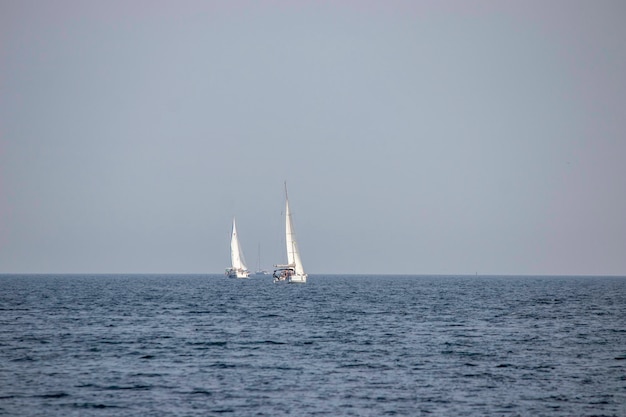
[1,0,625,275]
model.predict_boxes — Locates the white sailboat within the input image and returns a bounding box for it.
[225,218,250,278]
[273,183,308,284]
[254,243,269,276]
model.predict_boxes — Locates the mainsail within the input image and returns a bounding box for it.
[285,192,304,277]
[231,218,247,271]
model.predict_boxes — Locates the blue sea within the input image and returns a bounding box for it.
[1,274,625,416]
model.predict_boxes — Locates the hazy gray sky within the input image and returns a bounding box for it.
[1,0,625,275]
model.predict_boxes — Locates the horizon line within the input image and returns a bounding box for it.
[1,272,625,278]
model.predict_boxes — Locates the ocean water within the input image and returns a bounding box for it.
[0,274,625,416]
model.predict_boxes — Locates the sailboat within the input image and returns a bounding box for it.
[254,243,270,276]
[225,218,250,278]
[273,183,308,284]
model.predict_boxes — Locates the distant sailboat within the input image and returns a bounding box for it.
[273,183,307,284]
[254,243,270,276]
[225,218,250,278]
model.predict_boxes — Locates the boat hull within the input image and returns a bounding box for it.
[288,274,307,284]
[225,269,250,278]
[273,271,307,283]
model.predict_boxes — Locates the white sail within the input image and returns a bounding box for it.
[285,196,305,277]
[227,218,250,278]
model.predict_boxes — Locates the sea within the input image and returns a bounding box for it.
[0,274,624,416]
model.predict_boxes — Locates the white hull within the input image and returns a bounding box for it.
[272,267,307,283]
[288,274,307,284]
[226,268,250,278]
